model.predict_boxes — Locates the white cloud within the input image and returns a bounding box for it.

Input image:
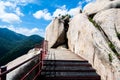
[33,0,95,20]
[0,25,45,37]
[78,2,83,8]
[33,5,81,20]
[44,13,52,20]
[52,8,68,17]
[33,6,68,20]
[18,0,35,5]
[0,13,21,23]
[68,7,81,16]
[3,1,14,7]
[78,0,96,8]
[85,0,96,2]
[53,5,81,17]
[15,7,24,16]
[52,5,67,17]
[16,0,34,4]
[0,1,23,23]
[33,10,44,19]
[59,5,66,10]
[33,9,52,20]
[6,0,35,6]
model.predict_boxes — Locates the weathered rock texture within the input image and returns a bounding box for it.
[83,0,120,16]
[45,18,65,48]
[45,1,120,80]
[6,48,41,80]
[67,13,120,80]
[45,16,70,48]
[94,9,120,55]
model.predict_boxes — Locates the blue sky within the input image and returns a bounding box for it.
[0,0,95,37]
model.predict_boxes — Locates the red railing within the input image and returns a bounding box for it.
[0,40,48,80]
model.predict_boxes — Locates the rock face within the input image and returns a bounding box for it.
[83,0,120,16]
[67,13,120,80]
[93,9,120,55]
[45,1,120,80]
[45,18,65,48]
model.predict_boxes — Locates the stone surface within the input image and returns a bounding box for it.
[45,18,65,48]
[6,48,41,80]
[44,3,120,80]
[67,13,120,80]
[83,0,120,16]
[93,9,120,55]
[46,49,84,60]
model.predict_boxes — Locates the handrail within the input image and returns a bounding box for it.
[0,40,48,80]
[0,53,40,77]
[21,59,42,80]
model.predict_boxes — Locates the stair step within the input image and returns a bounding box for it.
[44,60,88,63]
[39,76,101,80]
[44,63,91,66]
[42,69,96,72]
[42,66,95,72]
[43,60,89,66]
[37,60,101,80]
[41,71,99,76]
[39,72,100,80]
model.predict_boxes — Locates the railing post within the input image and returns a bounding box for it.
[43,41,45,53]
[43,40,48,55]
[0,66,7,80]
[40,51,43,70]
[46,40,48,54]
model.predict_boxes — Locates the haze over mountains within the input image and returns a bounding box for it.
[0,28,44,66]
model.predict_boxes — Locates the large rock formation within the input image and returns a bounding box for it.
[45,18,65,48]
[93,9,120,55]
[45,0,120,80]
[83,0,120,16]
[67,13,120,80]
[45,15,70,48]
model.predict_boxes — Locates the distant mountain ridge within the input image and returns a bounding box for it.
[0,28,44,66]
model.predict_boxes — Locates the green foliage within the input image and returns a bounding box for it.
[108,42,120,57]
[61,14,71,20]
[108,42,116,53]
[88,18,120,61]
[0,28,44,66]
[108,53,112,62]
[0,28,26,57]
[88,17,100,30]
[116,32,120,40]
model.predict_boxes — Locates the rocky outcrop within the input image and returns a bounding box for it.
[45,18,65,48]
[83,0,120,16]
[6,48,41,80]
[45,1,120,80]
[45,15,70,48]
[67,13,120,80]
[93,9,120,55]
